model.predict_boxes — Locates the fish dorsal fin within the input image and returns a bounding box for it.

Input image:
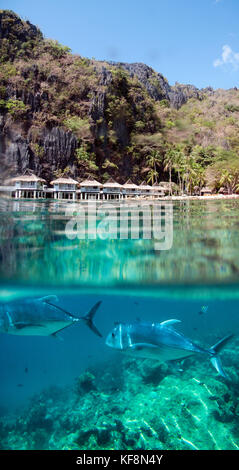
[39,295,59,304]
[160,319,181,327]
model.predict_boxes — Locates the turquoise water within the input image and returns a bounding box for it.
[0,198,239,450]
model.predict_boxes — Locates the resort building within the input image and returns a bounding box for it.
[79,178,103,200]
[138,181,154,198]
[50,177,79,200]
[122,179,139,199]
[152,183,166,198]
[7,173,47,199]
[102,179,123,200]
[1,170,178,201]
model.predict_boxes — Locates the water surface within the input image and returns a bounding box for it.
[0,198,239,450]
[1,198,239,287]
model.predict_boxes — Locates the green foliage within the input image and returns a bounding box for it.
[106,96,133,125]
[53,166,71,178]
[0,85,6,98]
[165,120,175,129]
[145,150,162,184]
[64,116,91,136]
[159,99,170,108]
[110,68,129,96]
[74,57,91,68]
[102,159,118,170]
[190,145,217,167]
[134,120,146,130]
[0,99,6,110]
[0,62,17,80]
[0,10,43,62]
[224,104,239,113]
[5,98,27,118]
[75,144,91,162]
[30,142,44,159]
[44,39,71,59]
[200,119,215,129]
[75,144,99,174]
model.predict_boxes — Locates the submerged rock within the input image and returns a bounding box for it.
[75,371,97,394]
[1,344,239,450]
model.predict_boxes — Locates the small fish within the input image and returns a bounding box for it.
[0,296,102,338]
[24,367,28,374]
[106,319,232,379]
[198,305,208,315]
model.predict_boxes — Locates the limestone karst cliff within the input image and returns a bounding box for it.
[1,10,239,190]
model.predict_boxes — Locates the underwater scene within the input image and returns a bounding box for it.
[1,198,239,450]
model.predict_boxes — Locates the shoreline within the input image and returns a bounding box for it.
[124,194,239,202]
[160,194,239,201]
[1,193,239,203]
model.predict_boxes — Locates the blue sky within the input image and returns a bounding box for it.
[2,0,239,89]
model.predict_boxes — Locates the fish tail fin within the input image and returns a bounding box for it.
[209,334,233,379]
[79,301,102,337]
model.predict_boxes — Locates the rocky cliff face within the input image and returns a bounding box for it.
[1,10,238,186]
[0,10,43,62]
[1,118,78,181]
[109,61,171,101]
[108,61,203,109]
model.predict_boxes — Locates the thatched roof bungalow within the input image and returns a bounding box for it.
[102,179,122,199]
[79,178,103,199]
[50,177,79,200]
[8,173,46,188]
[50,177,79,188]
[139,181,153,196]
[122,179,139,197]
[7,172,47,199]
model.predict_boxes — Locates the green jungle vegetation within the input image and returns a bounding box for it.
[1,10,239,194]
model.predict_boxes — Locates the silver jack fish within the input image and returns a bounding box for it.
[106,319,232,378]
[0,296,102,338]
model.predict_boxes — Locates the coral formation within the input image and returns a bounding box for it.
[1,339,239,450]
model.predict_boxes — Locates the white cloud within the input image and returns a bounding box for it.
[213,45,239,70]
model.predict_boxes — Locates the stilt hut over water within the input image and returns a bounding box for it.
[139,181,153,198]
[79,178,103,200]
[122,179,139,198]
[8,173,47,199]
[50,177,79,200]
[102,179,122,200]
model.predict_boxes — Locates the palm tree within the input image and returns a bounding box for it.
[219,169,234,194]
[146,150,162,184]
[146,168,158,185]
[163,149,174,196]
[194,165,205,195]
